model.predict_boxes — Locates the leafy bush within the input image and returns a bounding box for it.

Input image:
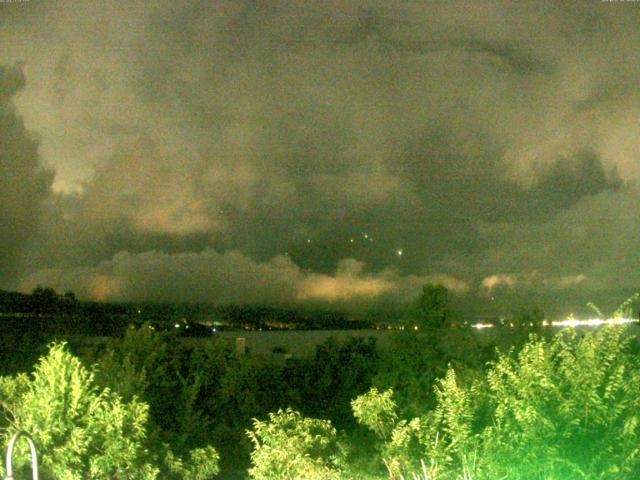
[352,387,425,479]
[614,292,640,318]
[0,343,159,479]
[352,387,398,440]
[352,375,478,480]
[0,343,219,479]
[356,326,640,480]
[481,326,640,479]
[163,445,220,480]
[99,326,356,475]
[588,292,640,319]
[373,327,487,420]
[97,326,232,458]
[247,408,343,480]
[284,335,379,429]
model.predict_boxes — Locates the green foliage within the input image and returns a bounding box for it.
[587,301,604,318]
[353,374,481,479]
[379,327,640,479]
[352,387,398,440]
[373,333,440,417]
[163,445,220,480]
[373,327,488,419]
[482,327,640,479]
[355,327,640,480]
[588,292,640,319]
[98,326,234,469]
[97,325,299,475]
[0,342,220,480]
[97,325,231,450]
[271,345,289,354]
[7,317,639,480]
[427,369,480,478]
[0,343,159,479]
[418,284,450,330]
[247,408,343,480]
[285,336,379,429]
[614,292,640,319]
[352,387,426,479]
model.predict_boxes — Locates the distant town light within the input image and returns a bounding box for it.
[473,323,495,329]
[471,317,638,330]
[552,317,637,328]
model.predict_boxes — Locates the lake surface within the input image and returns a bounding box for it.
[214,323,640,357]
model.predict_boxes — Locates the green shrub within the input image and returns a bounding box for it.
[352,376,478,480]
[247,408,343,479]
[0,343,159,479]
[482,326,640,479]
[97,325,231,456]
[357,326,640,480]
[0,343,220,480]
[352,387,398,440]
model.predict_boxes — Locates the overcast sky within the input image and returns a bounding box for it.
[1,0,639,316]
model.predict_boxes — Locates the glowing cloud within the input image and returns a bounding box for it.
[481,274,517,291]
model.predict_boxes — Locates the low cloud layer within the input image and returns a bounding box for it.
[18,249,468,311]
[2,1,640,314]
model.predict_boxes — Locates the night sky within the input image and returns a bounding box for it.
[1,1,639,315]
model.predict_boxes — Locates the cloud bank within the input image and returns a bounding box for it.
[18,249,468,311]
[1,1,640,314]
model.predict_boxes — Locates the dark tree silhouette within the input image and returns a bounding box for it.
[418,284,450,329]
[31,285,58,313]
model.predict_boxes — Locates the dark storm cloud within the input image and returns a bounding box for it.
[531,151,621,214]
[0,64,52,282]
[3,1,640,310]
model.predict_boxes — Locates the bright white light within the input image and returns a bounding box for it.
[397,249,403,256]
[472,317,638,330]
[552,317,637,328]
[473,323,495,329]
[174,323,180,328]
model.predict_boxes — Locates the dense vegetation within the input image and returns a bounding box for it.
[1,288,640,478]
